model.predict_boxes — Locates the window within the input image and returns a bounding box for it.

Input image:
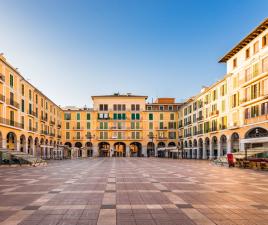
[66,122,70,129]
[254,41,259,54]
[245,48,250,59]
[251,105,259,117]
[170,113,174,120]
[261,102,267,115]
[66,132,70,139]
[10,74,14,88]
[220,83,227,96]
[29,90,32,100]
[160,113,163,120]
[168,132,176,139]
[10,110,14,125]
[29,103,32,114]
[149,113,153,120]
[146,106,152,110]
[159,122,164,129]
[263,79,268,95]
[77,132,80,139]
[99,104,108,111]
[262,56,268,73]
[64,113,71,120]
[221,100,226,112]
[251,84,259,100]
[21,84,24,96]
[233,58,237,68]
[21,99,25,112]
[76,113,80,120]
[262,34,268,48]
[168,105,173,111]
[21,116,24,129]
[212,89,217,101]
[77,122,80,129]
[149,122,153,130]
[87,113,91,120]
[253,63,259,77]
[131,104,140,111]
[159,105,164,111]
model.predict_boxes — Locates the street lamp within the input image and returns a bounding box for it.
[148,133,157,157]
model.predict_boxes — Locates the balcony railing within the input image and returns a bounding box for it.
[6,98,20,109]
[41,116,48,122]
[57,134,62,138]
[73,126,84,130]
[28,127,37,132]
[40,130,48,135]
[0,117,23,129]
[0,74,5,82]
[0,94,5,102]
[28,110,37,117]
[50,120,56,125]
[49,133,55,137]
[57,124,62,128]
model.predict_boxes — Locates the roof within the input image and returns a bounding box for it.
[219,18,268,63]
[91,94,148,99]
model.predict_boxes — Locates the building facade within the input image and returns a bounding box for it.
[0,19,268,159]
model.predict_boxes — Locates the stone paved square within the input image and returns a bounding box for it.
[0,158,268,225]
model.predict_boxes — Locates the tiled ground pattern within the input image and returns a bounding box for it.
[0,158,268,225]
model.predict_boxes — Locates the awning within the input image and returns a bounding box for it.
[233,148,268,159]
[240,137,268,144]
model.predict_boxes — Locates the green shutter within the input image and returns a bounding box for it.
[118,114,122,120]
[131,113,135,120]
[87,113,91,120]
[113,113,117,120]
[100,122,103,129]
[136,113,140,120]
[122,113,126,120]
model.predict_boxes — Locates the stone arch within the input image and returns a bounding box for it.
[147,142,155,157]
[98,142,110,157]
[231,132,239,153]
[211,136,218,159]
[130,142,142,157]
[114,142,126,157]
[198,138,203,159]
[220,135,227,156]
[19,134,26,152]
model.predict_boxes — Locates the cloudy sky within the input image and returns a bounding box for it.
[1,0,268,107]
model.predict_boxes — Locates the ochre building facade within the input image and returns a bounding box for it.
[0,19,268,159]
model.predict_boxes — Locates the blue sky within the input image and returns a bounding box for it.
[0,0,268,107]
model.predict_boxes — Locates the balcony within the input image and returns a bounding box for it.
[185,133,192,138]
[0,117,23,129]
[73,126,84,130]
[197,116,203,121]
[50,120,56,126]
[40,130,48,135]
[157,127,168,130]
[0,74,5,83]
[240,94,268,107]
[210,110,219,117]
[28,110,37,118]
[6,98,20,109]
[210,127,218,133]
[57,124,62,129]
[197,130,203,135]
[245,114,268,125]
[49,133,55,137]
[41,116,48,122]
[28,127,37,133]
[57,134,62,139]
[0,94,5,103]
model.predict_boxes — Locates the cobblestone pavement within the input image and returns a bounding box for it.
[0,158,268,225]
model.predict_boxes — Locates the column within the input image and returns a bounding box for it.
[227,139,232,154]
[16,139,20,152]
[217,142,222,158]
[202,142,206,159]
[196,148,200,159]
[126,146,130,157]
[142,146,147,157]
[92,145,98,157]
[209,142,213,159]
[2,139,7,149]
[32,145,35,157]
[82,148,87,158]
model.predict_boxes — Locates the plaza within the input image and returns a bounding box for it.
[0,158,267,225]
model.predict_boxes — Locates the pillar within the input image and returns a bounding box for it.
[197,148,200,159]
[126,146,130,157]
[209,142,213,159]
[2,139,7,149]
[202,142,206,159]
[227,139,232,154]
[16,139,20,152]
[142,146,147,157]
[82,148,87,158]
[217,142,222,158]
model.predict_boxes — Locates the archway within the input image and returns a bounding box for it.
[220,135,227,156]
[19,134,26,153]
[130,142,142,157]
[157,142,166,157]
[198,138,203,159]
[64,142,72,158]
[193,139,197,159]
[98,142,110,157]
[34,137,40,158]
[205,137,210,159]
[183,141,188,158]
[168,142,176,158]
[189,140,193,159]
[75,142,82,157]
[40,138,45,159]
[147,142,155,157]
[85,142,93,157]
[231,133,239,153]
[65,142,72,147]
[212,136,218,159]
[28,136,34,155]
[114,142,126,157]
[244,127,268,150]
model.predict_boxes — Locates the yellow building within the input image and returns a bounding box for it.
[0,54,62,159]
[1,19,268,160]
[180,18,268,159]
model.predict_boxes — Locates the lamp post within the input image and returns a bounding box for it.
[85,133,95,157]
[148,133,157,157]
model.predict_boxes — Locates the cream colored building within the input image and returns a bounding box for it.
[1,19,268,160]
